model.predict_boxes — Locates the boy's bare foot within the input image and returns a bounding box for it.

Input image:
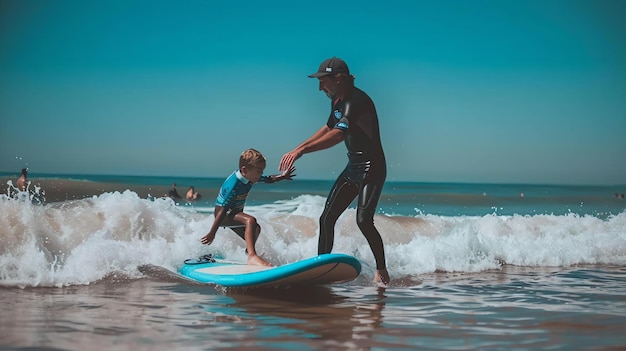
[248,254,273,267]
[374,268,390,287]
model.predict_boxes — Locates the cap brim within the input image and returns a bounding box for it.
[308,72,333,78]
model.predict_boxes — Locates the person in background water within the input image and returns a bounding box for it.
[17,168,28,191]
[186,186,200,201]
[167,183,181,199]
[279,57,390,286]
[201,148,296,266]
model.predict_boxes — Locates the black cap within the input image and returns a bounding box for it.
[308,57,350,78]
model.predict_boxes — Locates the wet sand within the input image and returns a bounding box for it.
[1,177,170,203]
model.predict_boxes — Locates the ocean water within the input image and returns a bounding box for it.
[1,174,626,350]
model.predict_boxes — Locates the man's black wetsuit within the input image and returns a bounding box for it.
[320,86,387,270]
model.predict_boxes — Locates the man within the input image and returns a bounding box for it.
[279,57,390,286]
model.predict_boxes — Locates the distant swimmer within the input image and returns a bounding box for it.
[17,168,28,191]
[166,183,181,199]
[11,167,44,204]
[186,186,201,201]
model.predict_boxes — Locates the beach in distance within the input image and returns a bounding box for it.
[1,172,626,350]
[2,175,194,203]
[3,173,626,217]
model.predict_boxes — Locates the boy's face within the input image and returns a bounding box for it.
[241,161,266,184]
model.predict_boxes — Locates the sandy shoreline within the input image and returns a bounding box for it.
[1,177,177,203]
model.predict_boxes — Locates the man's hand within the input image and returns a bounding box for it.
[279,150,301,173]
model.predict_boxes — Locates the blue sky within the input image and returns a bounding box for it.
[1,0,625,185]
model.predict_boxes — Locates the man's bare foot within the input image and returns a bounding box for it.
[247,254,273,267]
[374,268,390,287]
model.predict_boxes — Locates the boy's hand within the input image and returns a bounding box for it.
[274,166,296,182]
[200,232,216,245]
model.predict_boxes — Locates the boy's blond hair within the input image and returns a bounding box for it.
[239,148,266,169]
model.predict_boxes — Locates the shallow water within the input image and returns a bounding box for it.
[2,265,625,350]
[1,177,625,349]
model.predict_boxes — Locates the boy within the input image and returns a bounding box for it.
[200,149,295,266]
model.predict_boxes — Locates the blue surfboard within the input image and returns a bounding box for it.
[179,253,361,288]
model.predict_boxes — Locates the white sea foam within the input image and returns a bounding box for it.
[1,191,625,287]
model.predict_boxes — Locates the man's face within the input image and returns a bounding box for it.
[318,75,337,100]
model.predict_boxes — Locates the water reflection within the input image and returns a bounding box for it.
[169,282,388,349]
[3,265,625,350]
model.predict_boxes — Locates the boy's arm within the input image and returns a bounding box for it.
[260,166,296,184]
[200,206,227,245]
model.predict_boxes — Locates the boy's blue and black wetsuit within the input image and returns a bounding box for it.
[321,87,387,270]
[216,170,272,236]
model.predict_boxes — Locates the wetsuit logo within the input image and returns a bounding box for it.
[335,122,348,130]
[334,110,342,119]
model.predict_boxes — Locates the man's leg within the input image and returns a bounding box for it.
[319,175,358,254]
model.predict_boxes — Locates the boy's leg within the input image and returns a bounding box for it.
[229,225,260,247]
[231,212,271,266]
